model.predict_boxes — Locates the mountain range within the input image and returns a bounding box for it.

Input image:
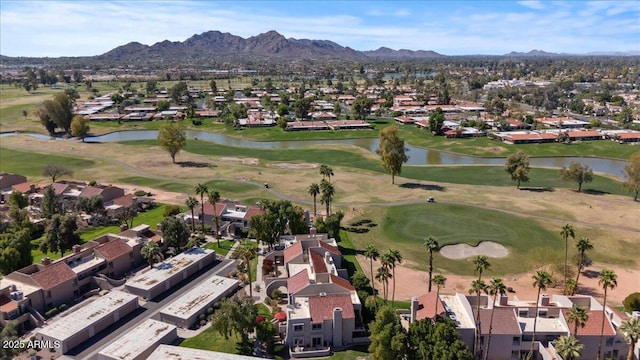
[2,30,637,64]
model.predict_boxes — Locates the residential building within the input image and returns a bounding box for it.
[97,319,177,360]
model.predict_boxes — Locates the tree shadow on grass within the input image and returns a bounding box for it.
[367,119,389,124]
[177,161,211,168]
[583,189,610,195]
[519,187,555,192]
[399,182,446,191]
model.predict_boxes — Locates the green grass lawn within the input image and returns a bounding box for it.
[0,147,96,180]
[204,240,236,257]
[350,203,563,275]
[325,345,370,360]
[180,327,243,354]
[117,176,274,200]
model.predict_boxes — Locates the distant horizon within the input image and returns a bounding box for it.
[1,1,639,57]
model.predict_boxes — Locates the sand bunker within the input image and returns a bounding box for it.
[440,241,509,259]
[269,162,318,170]
[219,157,259,165]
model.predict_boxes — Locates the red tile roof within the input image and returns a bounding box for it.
[308,294,355,322]
[478,308,521,335]
[287,269,310,295]
[31,262,76,290]
[113,194,134,207]
[95,240,132,261]
[50,183,69,195]
[567,130,601,138]
[0,294,17,313]
[329,274,355,291]
[198,201,226,216]
[565,310,616,336]
[318,242,341,255]
[310,251,328,273]
[80,186,103,198]
[11,182,35,194]
[284,241,303,264]
[415,292,446,321]
[243,206,263,221]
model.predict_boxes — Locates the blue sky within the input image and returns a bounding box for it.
[1,1,639,57]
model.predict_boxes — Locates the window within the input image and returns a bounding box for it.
[46,291,51,298]
[294,337,304,346]
[605,337,614,346]
[312,323,322,331]
[511,350,519,359]
[512,337,520,346]
[293,324,304,332]
[518,309,528,317]
[312,337,322,347]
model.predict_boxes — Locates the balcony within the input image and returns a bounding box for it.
[290,345,331,358]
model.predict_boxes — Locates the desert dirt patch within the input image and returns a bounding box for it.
[269,162,319,170]
[219,157,259,165]
[440,241,509,259]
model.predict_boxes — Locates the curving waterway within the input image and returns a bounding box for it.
[1,130,629,179]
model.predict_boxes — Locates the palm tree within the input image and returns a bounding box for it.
[473,255,491,282]
[560,224,576,293]
[432,274,446,318]
[484,278,506,360]
[553,335,583,360]
[185,196,198,232]
[384,248,402,306]
[619,317,640,360]
[574,237,593,294]
[319,164,334,182]
[140,241,161,268]
[530,270,553,359]
[320,179,335,216]
[308,183,320,216]
[567,304,589,336]
[232,241,257,300]
[195,183,208,231]
[208,189,221,246]
[469,279,488,359]
[424,236,440,292]
[364,244,380,298]
[375,266,392,303]
[596,268,617,360]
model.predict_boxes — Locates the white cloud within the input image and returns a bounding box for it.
[518,1,546,10]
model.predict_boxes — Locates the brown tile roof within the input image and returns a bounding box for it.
[31,262,76,290]
[80,186,103,198]
[50,183,69,195]
[318,242,341,255]
[198,201,226,216]
[284,241,303,264]
[287,269,310,295]
[415,291,446,321]
[142,230,162,243]
[0,294,18,313]
[243,206,262,221]
[329,274,355,291]
[478,308,521,335]
[310,251,328,273]
[95,240,132,261]
[308,294,355,322]
[11,182,35,194]
[567,130,601,138]
[565,310,616,336]
[113,194,134,207]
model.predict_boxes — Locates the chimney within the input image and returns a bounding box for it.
[42,257,51,266]
[539,293,550,307]
[410,296,419,323]
[73,245,82,254]
[499,294,508,306]
[332,307,343,347]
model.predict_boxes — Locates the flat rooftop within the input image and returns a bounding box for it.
[440,294,475,329]
[148,345,257,360]
[97,319,176,360]
[160,275,239,320]
[288,296,311,321]
[126,248,214,291]
[518,315,568,334]
[38,291,138,340]
[68,256,105,274]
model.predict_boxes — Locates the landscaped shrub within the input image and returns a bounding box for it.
[45,307,59,318]
[271,289,282,301]
[134,190,147,197]
[623,292,640,312]
[58,304,68,312]
[163,205,181,217]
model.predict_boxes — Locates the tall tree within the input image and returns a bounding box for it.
[185,196,198,232]
[308,183,320,216]
[433,274,447,318]
[567,304,589,335]
[0,229,32,275]
[39,93,73,134]
[469,279,488,359]
[140,241,161,268]
[530,270,553,359]
[319,164,334,182]
[194,183,208,231]
[619,317,640,360]
[369,306,407,360]
[484,278,506,360]
[424,236,440,292]
[161,216,190,251]
[43,164,73,183]
[40,185,62,219]
[553,335,583,360]
[352,95,373,120]
[207,189,221,243]
[40,214,80,257]
[320,179,335,216]
[428,108,445,135]
[407,318,473,360]
[596,269,617,360]
[473,255,490,282]
[384,249,403,306]
[560,224,576,293]
[364,244,380,301]
[504,151,531,189]
[623,150,640,201]
[70,115,90,142]
[157,123,186,163]
[574,237,593,294]
[560,162,594,192]
[375,266,392,303]
[376,126,409,184]
[232,241,257,299]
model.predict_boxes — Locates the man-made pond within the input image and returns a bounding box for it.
[1,130,629,178]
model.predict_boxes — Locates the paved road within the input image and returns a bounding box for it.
[66,258,238,360]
